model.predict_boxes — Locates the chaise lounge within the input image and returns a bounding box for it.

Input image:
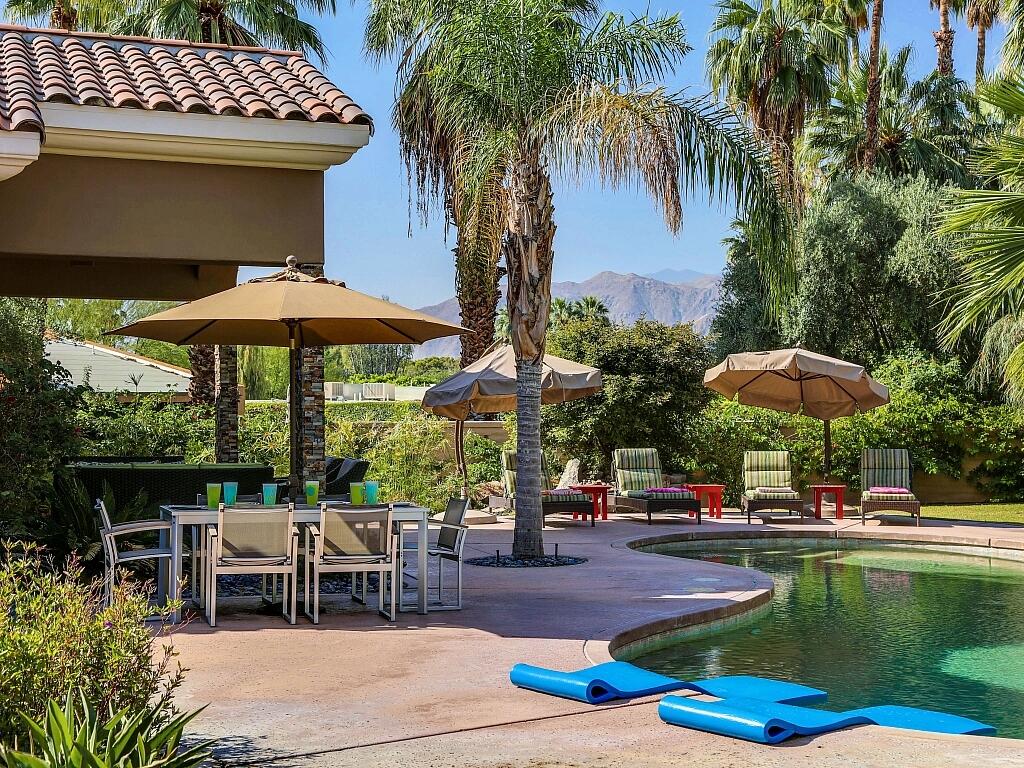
[860,448,922,525]
[611,448,700,524]
[491,450,594,520]
[741,450,804,524]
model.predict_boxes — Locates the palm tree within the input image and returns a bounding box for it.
[575,295,610,322]
[367,0,790,558]
[939,78,1024,403]
[706,0,846,200]
[931,0,964,76]
[802,46,975,184]
[4,0,109,30]
[967,0,1000,85]
[827,0,869,70]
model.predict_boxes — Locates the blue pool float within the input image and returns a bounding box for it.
[509,661,827,705]
[658,695,996,743]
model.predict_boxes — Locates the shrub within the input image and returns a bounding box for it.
[0,543,184,746]
[1,690,208,767]
[75,393,213,462]
[365,413,460,512]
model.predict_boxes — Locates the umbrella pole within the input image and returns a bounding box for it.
[823,419,832,479]
[455,419,468,499]
[288,323,303,499]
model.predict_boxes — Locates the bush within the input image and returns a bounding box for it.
[0,543,183,746]
[75,393,213,462]
[365,413,460,512]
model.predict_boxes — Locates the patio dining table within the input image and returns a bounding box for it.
[158,503,432,622]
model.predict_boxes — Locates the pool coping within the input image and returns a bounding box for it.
[591,526,1024,663]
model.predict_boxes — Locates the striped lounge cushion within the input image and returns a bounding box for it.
[613,448,664,492]
[502,450,556,497]
[744,489,801,500]
[622,489,696,500]
[861,449,913,491]
[542,491,592,504]
[743,450,793,492]
[862,490,917,501]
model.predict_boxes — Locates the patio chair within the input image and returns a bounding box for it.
[304,504,398,622]
[611,448,700,524]
[860,449,921,525]
[96,500,172,607]
[205,504,299,627]
[741,451,804,523]
[424,497,470,610]
[494,450,593,519]
[192,493,261,605]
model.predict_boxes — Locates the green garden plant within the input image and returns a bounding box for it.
[1,690,208,767]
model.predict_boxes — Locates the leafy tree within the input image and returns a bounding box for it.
[238,345,289,400]
[706,0,846,198]
[801,46,976,185]
[544,318,714,478]
[789,174,959,365]
[967,0,1000,86]
[710,220,784,358]
[326,344,413,381]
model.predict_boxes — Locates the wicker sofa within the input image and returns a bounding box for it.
[860,448,921,525]
[741,450,804,523]
[611,448,700,524]
[487,450,594,520]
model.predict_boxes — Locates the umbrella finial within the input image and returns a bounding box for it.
[286,254,299,269]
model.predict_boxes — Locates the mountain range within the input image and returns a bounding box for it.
[414,269,721,358]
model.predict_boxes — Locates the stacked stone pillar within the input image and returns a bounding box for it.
[298,263,326,488]
[214,345,239,462]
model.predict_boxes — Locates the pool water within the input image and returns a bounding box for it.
[633,541,1024,738]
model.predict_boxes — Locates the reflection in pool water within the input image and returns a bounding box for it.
[632,542,1024,738]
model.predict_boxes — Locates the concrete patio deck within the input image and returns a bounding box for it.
[168,511,1024,767]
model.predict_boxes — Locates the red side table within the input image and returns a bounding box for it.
[570,483,612,526]
[811,484,846,520]
[688,484,726,519]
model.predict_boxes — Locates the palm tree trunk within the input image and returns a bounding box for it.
[50,0,78,29]
[863,0,884,170]
[504,150,556,560]
[455,236,502,367]
[935,0,955,75]
[188,345,216,405]
[976,25,987,86]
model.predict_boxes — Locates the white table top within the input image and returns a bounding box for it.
[160,503,430,524]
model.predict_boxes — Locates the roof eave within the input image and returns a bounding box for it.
[0,131,41,181]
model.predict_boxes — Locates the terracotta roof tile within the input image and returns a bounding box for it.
[0,24,372,139]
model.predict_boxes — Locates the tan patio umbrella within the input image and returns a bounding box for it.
[703,348,889,475]
[108,256,465,491]
[421,344,602,493]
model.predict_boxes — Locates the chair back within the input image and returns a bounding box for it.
[743,451,792,491]
[501,450,553,496]
[861,449,913,490]
[436,497,470,553]
[612,448,663,492]
[95,499,113,532]
[216,504,293,562]
[319,504,393,560]
[198,493,262,506]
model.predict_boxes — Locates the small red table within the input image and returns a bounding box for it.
[811,484,846,520]
[688,484,726,519]
[570,483,612,526]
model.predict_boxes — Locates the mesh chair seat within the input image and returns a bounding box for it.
[218,555,291,566]
[321,553,390,565]
[116,546,173,562]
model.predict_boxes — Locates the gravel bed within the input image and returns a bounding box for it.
[465,555,587,567]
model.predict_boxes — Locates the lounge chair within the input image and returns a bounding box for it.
[96,500,172,607]
[658,695,994,743]
[860,448,921,525]
[205,504,299,627]
[509,661,826,705]
[741,451,804,523]
[611,448,700,524]
[304,504,398,622]
[491,450,594,520]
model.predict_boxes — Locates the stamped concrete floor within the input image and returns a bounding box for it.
[168,511,1024,767]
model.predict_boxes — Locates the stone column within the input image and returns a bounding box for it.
[214,345,239,463]
[298,263,326,488]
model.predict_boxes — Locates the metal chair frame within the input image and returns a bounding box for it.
[96,499,172,607]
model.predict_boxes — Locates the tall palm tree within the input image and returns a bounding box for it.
[802,45,975,184]
[549,298,580,331]
[863,0,884,169]
[827,0,869,70]
[367,0,790,558]
[4,0,109,30]
[706,0,846,201]
[931,0,965,76]
[940,78,1024,403]
[575,295,609,322]
[967,0,1000,85]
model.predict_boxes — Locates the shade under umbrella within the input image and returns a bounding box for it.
[703,348,889,475]
[421,344,602,420]
[109,256,465,491]
[421,344,602,494]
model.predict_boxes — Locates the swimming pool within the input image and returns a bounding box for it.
[632,539,1024,738]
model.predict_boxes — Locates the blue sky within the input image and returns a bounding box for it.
[303,1,1004,307]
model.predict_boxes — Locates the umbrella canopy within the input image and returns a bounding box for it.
[703,348,889,420]
[109,256,465,346]
[421,344,602,420]
[108,256,464,493]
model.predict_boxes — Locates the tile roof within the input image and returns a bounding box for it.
[0,24,372,138]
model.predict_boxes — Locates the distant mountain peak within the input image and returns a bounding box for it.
[644,267,719,284]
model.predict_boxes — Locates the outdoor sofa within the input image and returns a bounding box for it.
[611,448,700,524]
[741,450,804,523]
[860,448,922,525]
[489,450,593,519]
